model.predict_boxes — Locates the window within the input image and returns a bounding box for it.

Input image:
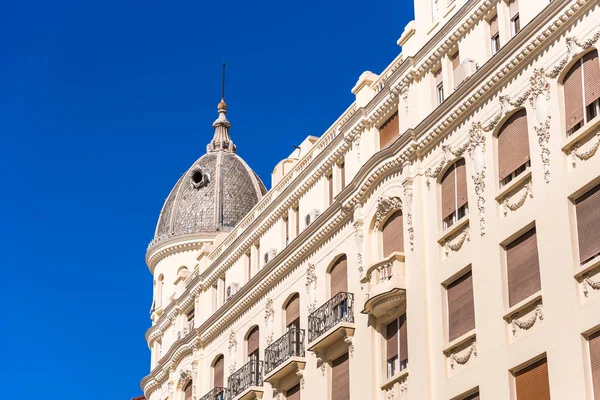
[246,251,252,281]
[187,309,195,332]
[509,0,520,37]
[379,112,399,149]
[440,159,469,230]
[212,284,218,312]
[563,50,600,135]
[340,160,346,189]
[505,228,541,307]
[284,215,289,246]
[294,205,300,237]
[156,275,165,309]
[490,14,500,55]
[247,326,260,362]
[514,358,551,400]
[575,183,600,265]
[327,172,334,206]
[286,293,300,330]
[434,69,444,105]
[184,381,193,400]
[332,352,350,400]
[382,210,404,257]
[589,331,600,399]
[213,355,225,389]
[386,314,408,378]
[447,270,475,342]
[497,109,531,187]
[330,255,349,320]
[451,51,460,88]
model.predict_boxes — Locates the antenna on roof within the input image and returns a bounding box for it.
[221,61,226,102]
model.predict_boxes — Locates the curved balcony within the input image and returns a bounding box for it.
[227,360,264,400]
[199,387,226,400]
[264,327,306,385]
[361,253,406,318]
[308,292,355,352]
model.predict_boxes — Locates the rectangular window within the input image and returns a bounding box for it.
[386,314,408,378]
[509,0,520,37]
[514,358,551,400]
[575,183,600,265]
[340,161,346,189]
[246,252,252,281]
[379,112,399,149]
[284,215,289,246]
[506,228,541,307]
[451,51,460,88]
[294,205,300,237]
[589,331,600,400]
[447,270,475,342]
[187,309,195,331]
[327,172,334,206]
[490,14,500,55]
[332,352,350,400]
[441,159,469,230]
[434,69,444,105]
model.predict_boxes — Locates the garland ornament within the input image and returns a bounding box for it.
[502,180,533,216]
[511,303,544,335]
[449,341,477,369]
[582,273,600,297]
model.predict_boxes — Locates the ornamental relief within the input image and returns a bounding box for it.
[442,225,470,257]
[448,340,477,370]
[502,180,534,217]
[510,302,544,337]
[264,298,275,345]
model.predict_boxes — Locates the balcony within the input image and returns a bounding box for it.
[227,360,264,400]
[199,387,226,400]
[264,327,306,384]
[307,292,355,352]
[361,253,406,318]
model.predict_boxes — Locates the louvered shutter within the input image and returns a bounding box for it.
[498,109,530,181]
[287,384,301,400]
[584,50,600,106]
[441,164,456,220]
[590,331,600,400]
[455,158,468,210]
[214,355,224,388]
[332,352,350,400]
[184,382,193,400]
[564,61,584,133]
[447,271,475,342]
[399,314,408,365]
[386,319,399,362]
[509,0,519,18]
[514,358,551,400]
[490,15,499,36]
[330,255,348,296]
[576,184,600,264]
[247,327,260,356]
[463,393,480,400]
[286,294,300,327]
[382,211,404,256]
[506,228,542,307]
[379,112,399,149]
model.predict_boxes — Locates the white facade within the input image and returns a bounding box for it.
[140,1,600,399]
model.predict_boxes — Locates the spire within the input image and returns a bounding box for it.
[208,62,236,153]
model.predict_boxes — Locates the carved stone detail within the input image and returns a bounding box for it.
[449,341,477,369]
[502,180,533,216]
[582,273,600,297]
[511,303,544,335]
[374,196,404,230]
[472,168,486,236]
[313,350,326,375]
[443,226,470,256]
[265,297,275,345]
[296,369,305,390]
[402,181,415,251]
[178,369,191,387]
[535,117,552,183]
[353,220,364,275]
[306,263,317,312]
[570,133,600,168]
[228,329,237,374]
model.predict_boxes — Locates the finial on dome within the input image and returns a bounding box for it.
[208,62,236,153]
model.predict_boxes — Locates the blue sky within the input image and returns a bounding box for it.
[0,0,413,398]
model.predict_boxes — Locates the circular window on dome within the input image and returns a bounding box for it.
[190,168,209,189]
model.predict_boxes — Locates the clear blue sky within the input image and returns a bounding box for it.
[0,1,413,398]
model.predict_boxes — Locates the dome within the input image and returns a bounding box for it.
[149,99,267,248]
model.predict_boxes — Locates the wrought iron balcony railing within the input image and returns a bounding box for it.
[264,327,305,374]
[199,387,226,400]
[227,359,263,399]
[308,292,354,343]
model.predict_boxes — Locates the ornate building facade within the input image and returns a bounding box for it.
[140,0,600,399]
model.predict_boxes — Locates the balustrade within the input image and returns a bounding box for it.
[264,327,305,374]
[308,292,354,343]
[227,359,263,399]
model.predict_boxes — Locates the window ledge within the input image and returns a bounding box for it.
[502,291,542,321]
[381,368,409,390]
[443,329,476,355]
[427,20,440,35]
[495,169,532,202]
[438,215,470,244]
[574,254,600,279]
[562,115,600,153]
[444,2,457,18]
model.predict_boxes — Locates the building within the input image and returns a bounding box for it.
[139,0,600,399]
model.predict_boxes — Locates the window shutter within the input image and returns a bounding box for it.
[497,109,530,181]
[434,69,443,86]
[382,211,404,256]
[447,271,475,342]
[509,0,519,18]
[576,183,600,264]
[332,352,350,400]
[399,314,408,365]
[506,228,542,307]
[286,384,301,400]
[590,330,600,400]
[330,255,348,296]
[214,355,224,388]
[441,164,457,220]
[490,15,499,36]
[455,158,468,210]
[286,294,300,327]
[584,50,600,107]
[514,358,551,400]
[386,319,399,361]
[452,51,460,70]
[184,382,193,400]
[564,61,584,133]
[379,112,399,149]
[247,327,260,356]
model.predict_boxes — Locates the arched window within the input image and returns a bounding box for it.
[213,354,225,389]
[563,49,600,135]
[156,274,164,308]
[440,158,468,230]
[285,293,300,330]
[497,109,530,187]
[247,326,260,362]
[183,381,192,400]
[382,210,404,257]
[329,255,348,296]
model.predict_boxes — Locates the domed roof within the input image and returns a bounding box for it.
[150,99,267,248]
